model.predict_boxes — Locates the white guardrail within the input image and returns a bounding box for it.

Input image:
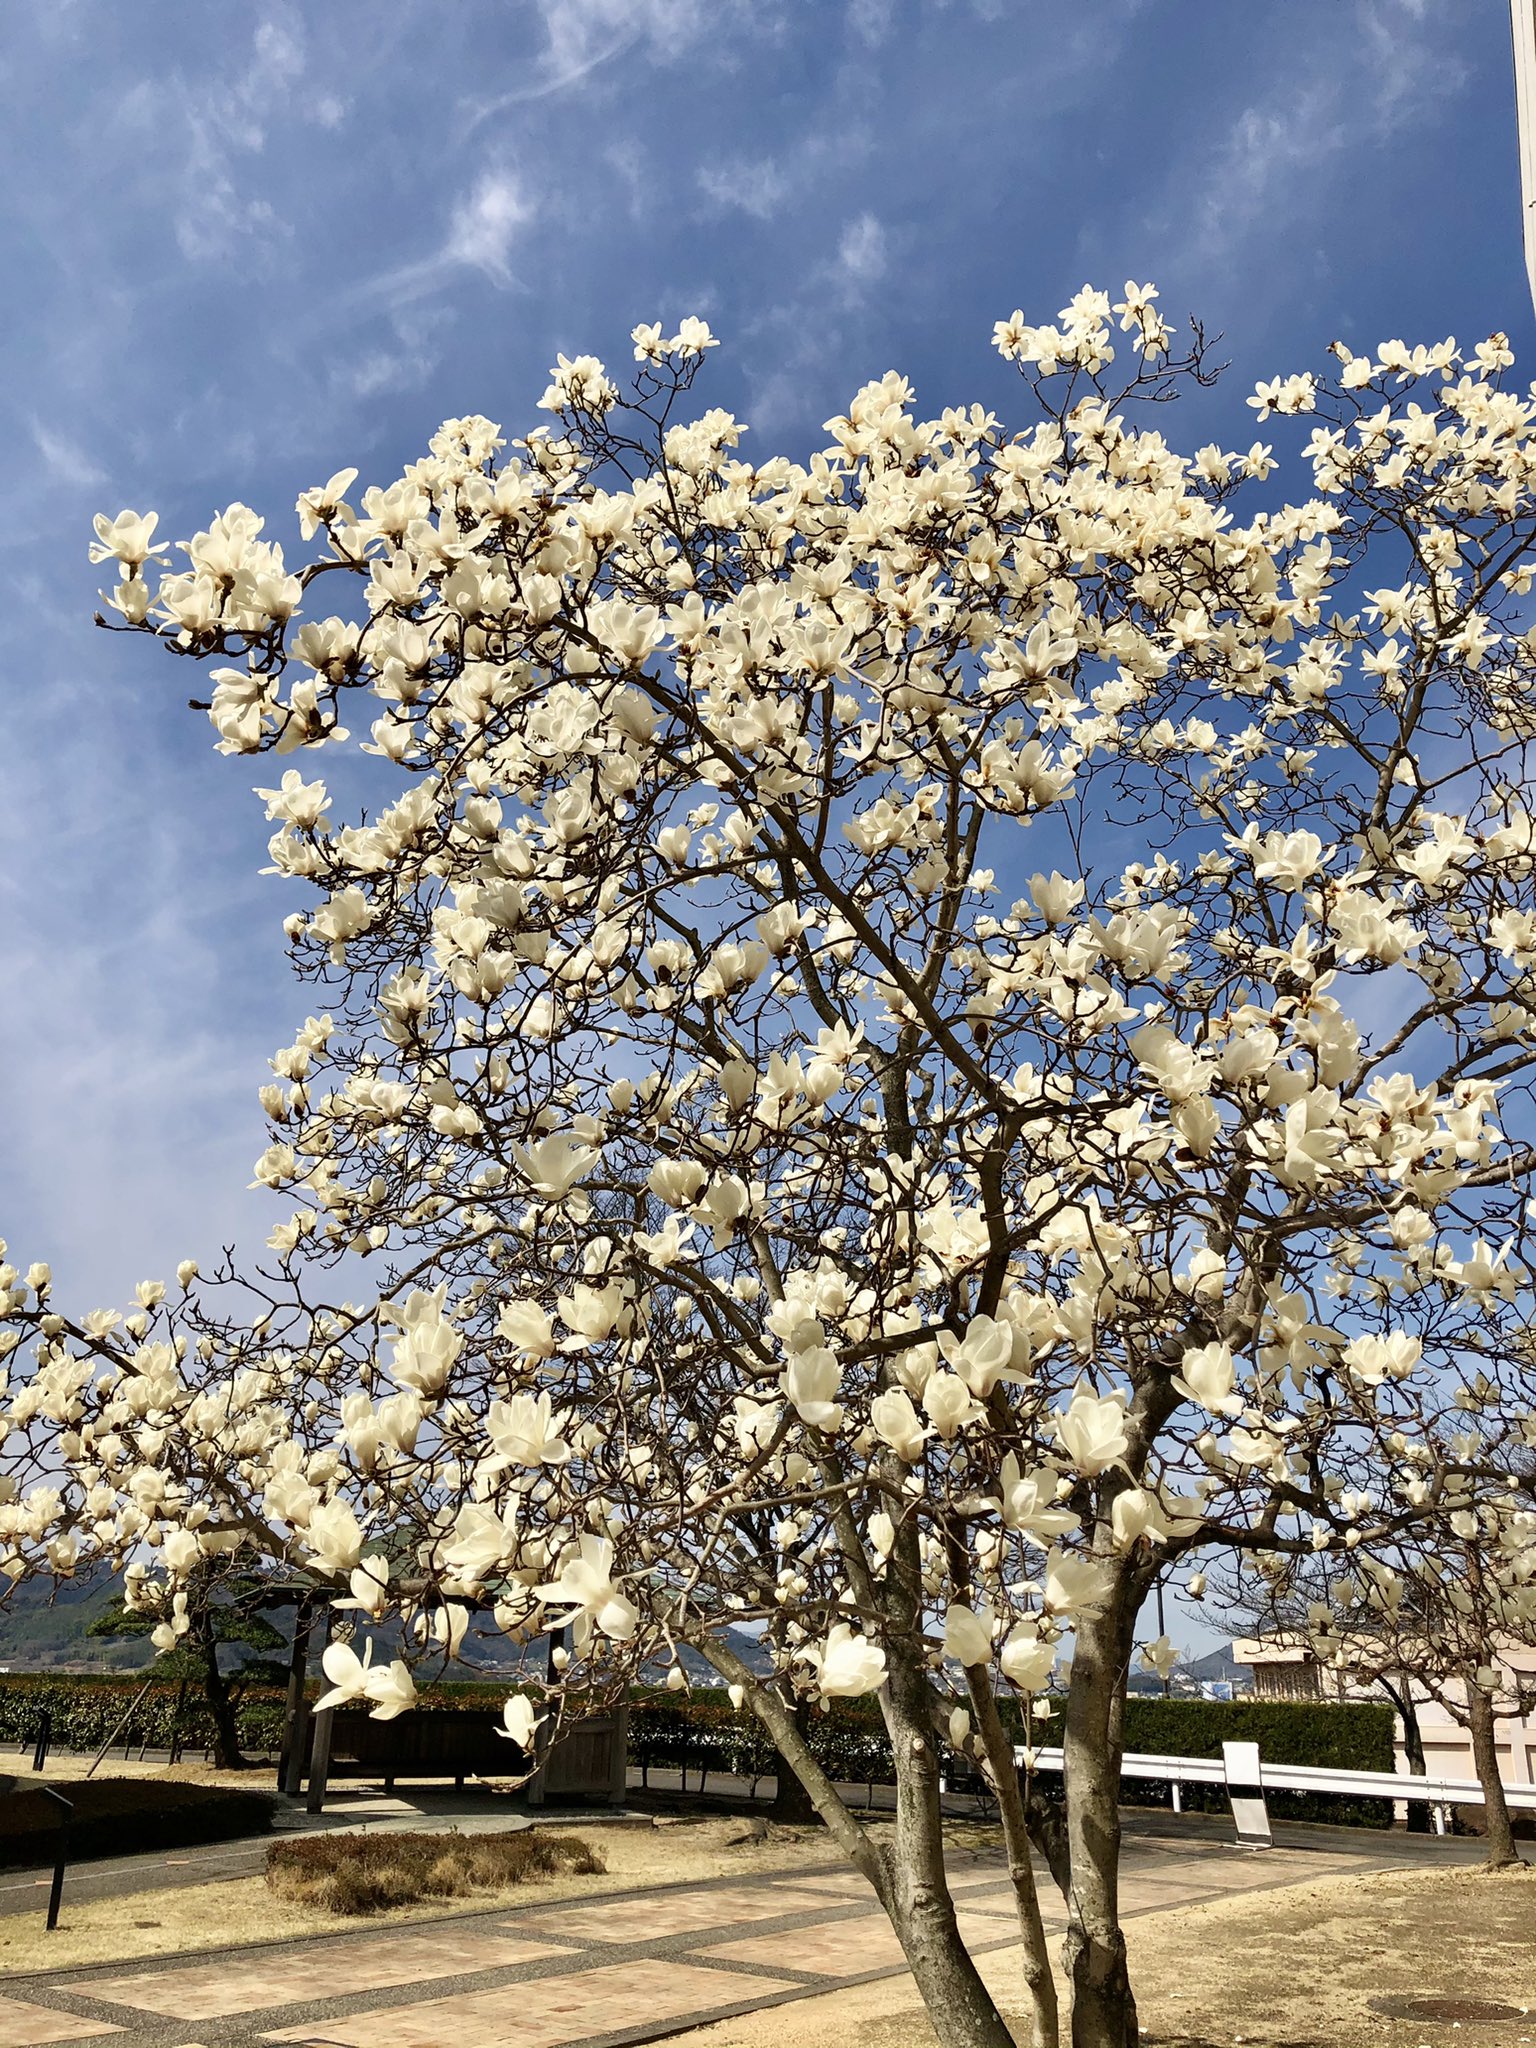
[1010,1740,1536,1844]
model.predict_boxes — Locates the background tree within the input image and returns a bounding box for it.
[4,291,1536,2047]
[1226,1421,1536,1865]
[88,1558,295,1769]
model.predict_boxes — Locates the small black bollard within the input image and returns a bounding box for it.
[0,1775,71,1929]
[31,1711,51,1774]
[45,1808,68,1932]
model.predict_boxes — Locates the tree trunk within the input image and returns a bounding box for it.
[1378,1676,1430,1834]
[880,1646,1017,2048]
[201,1629,246,1772]
[701,1637,1015,2048]
[967,1663,1060,2048]
[279,1599,313,1796]
[1467,1681,1520,1870]
[770,1698,819,1823]
[1061,1596,1138,2048]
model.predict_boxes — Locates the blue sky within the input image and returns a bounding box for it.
[0,0,1527,1320]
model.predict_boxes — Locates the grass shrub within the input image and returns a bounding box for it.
[265,1826,605,1915]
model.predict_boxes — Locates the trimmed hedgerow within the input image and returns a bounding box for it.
[0,1672,1400,1827]
[0,1673,528,1760]
[1116,1696,1397,1828]
[629,1687,1398,1828]
[0,1777,274,1867]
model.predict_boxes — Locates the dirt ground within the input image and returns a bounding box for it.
[681,1862,1536,2048]
[0,1812,848,1975]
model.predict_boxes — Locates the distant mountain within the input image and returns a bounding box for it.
[0,1569,774,1685]
[1183,1643,1248,1692]
[0,1567,147,1672]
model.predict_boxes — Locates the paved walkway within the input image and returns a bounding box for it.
[0,1826,1467,2048]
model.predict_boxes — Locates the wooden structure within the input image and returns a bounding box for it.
[299,1705,627,1811]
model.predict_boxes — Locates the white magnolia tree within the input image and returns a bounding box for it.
[4,288,1536,2046]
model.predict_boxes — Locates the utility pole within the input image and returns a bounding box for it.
[1512,0,1536,312]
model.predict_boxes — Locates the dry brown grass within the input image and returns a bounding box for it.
[0,1815,835,1976]
[684,1861,1536,2048]
[265,1827,604,1915]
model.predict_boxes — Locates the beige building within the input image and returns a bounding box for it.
[1231,1636,1536,1795]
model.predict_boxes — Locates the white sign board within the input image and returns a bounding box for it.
[1222,1740,1273,1849]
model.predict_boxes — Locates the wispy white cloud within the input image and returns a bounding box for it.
[697,153,793,221]
[1173,0,1470,269]
[838,212,888,293]
[848,0,894,47]
[341,166,535,311]
[443,171,533,283]
[167,12,307,265]
[463,0,723,128]
[30,422,106,488]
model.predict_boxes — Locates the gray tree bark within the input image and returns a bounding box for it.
[701,1636,1017,2048]
[966,1661,1060,2048]
[880,1642,1019,2048]
[1467,1680,1520,1871]
[1060,1594,1139,2048]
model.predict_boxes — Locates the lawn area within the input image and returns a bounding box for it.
[682,1862,1536,2048]
[0,1812,848,1973]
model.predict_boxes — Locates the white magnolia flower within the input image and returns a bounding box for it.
[942,1602,994,1667]
[497,1695,544,1749]
[1000,1625,1056,1692]
[316,1640,417,1721]
[510,1133,601,1199]
[800,1623,886,1698]
[1051,1386,1130,1475]
[1043,1550,1113,1619]
[487,1391,572,1470]
[534,1535,639,1645]
[305,1499,365,1575]
[333,1555,390,1620]
[870,1387,929,1462]
[1173,1342,1238,1413]
[1138,1635,1180,1682]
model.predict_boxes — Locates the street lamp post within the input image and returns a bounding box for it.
[1512,0,1536,312]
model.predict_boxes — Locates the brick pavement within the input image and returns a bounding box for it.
[0,1834,1434,2048]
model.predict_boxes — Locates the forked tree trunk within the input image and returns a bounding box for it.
[881,1647,1018,2048]
[1467,1681,1520,1870]
[967,1662,1060,2048]
[1061,1597,1138,2048]
[702,1636,1017,2048]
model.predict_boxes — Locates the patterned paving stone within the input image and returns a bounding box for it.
[263,1957,797,2047]
[771,1865,1006,1897]
[0,2000,122,2046]
[86,1930,567,2022]
[952,1889,1026,1918]
[694,1908,1013,1979]
[941,1867,1014,1891]
[512,1882,836,1943]
[768,1872,870,1896]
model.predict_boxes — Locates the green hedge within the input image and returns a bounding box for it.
[629,1689,1398,1828]
[1116,1697,1398,1828]
[0,1673,1400,1828]
[0,1674,291,1758]
[0,1673,535,1761]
